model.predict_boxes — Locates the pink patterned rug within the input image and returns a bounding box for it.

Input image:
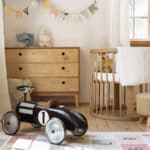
[0,132,150,150]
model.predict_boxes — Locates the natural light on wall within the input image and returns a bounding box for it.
[129,0,149,39]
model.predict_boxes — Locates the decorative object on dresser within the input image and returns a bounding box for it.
[5,47,80,109]
[37,26,52,48]
[16,33,34,47]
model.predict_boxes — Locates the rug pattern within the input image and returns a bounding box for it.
[0,132,150,150]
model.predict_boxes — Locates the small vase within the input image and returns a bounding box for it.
[37,26,52,48]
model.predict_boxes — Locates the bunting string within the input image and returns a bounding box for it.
[3,0,99,22]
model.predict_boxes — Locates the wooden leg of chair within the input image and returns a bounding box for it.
[147,117,150,128]
[126,86,135,117]
[74,94,79,110]
[139,116,145,123]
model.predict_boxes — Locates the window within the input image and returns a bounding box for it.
[129,0,150,40]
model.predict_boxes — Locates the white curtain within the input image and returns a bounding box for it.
[83,0,129,102]
[102,0,129,47]
[118,47,150,86]
[0,1,11,119]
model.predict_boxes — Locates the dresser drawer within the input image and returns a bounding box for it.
[6,48,79,63]
[7,63,79,77]
[30,78,79,92]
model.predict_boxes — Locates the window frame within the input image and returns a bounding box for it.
[130,39,150,47]
[129,0,150,46]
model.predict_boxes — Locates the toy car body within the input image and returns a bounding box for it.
[2,101,88,144]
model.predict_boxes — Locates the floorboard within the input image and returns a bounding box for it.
[70,104,150,132]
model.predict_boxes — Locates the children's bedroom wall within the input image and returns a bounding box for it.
[4,0,129,102]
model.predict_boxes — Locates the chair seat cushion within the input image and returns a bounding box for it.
[136,93,150,116]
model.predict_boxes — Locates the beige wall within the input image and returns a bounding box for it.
[4,0,108,103]
[4,0,129,103]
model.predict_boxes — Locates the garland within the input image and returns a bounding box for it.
[3,0,98,21]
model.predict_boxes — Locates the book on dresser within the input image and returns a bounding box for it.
[5,47,80,109]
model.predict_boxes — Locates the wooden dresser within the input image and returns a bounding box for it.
[5,47,80,108]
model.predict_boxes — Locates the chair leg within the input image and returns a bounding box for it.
[147,116,150,128]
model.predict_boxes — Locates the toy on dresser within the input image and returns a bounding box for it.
[1,86,88,145]
[37,26,52,48]
[16,33,34,47]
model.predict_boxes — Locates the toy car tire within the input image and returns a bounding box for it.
[2,111,20,135]
[75,112,88,124]
[45,118,66,145]
[71,112,88,136]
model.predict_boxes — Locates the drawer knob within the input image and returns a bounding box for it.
[61,52,65,56]
[62,81,65,85]
[61,66,65,70]
[18,53,22,56]
[19,67,22,71]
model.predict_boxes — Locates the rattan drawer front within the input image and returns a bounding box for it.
[30,78,79,92]
[6,63,79,77]
[6,48,79,63]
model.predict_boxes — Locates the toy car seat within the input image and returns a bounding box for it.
[16,85,33,102]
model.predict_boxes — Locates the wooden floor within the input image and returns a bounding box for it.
[1,104,150,132]
[69,104,150,132]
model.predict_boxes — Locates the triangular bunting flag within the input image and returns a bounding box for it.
[7,6,14,15]
[15,10,23,19]
[51,8,59,16]
[4,0,98,21]
[36,0,42,2]
[88,1,98,15]
[30,0,38,9]
[81,9,89,18]
[44,0,51,9]
[23,7,29,15]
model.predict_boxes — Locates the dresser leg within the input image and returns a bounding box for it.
[74,94,79,110]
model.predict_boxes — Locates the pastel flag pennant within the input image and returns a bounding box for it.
[51,8,59,16]
[36,0,42,2]
[64,12,69,16]
[88,0,98,15]
[15,10,23,19]
[62,12,69,21]
[57,11,65,21]
[30,0,38,9]
[44,0,51,9]
[23,7,29,15]
[80,9,89,18]
[7,6,14,15]
[4,0,98,21]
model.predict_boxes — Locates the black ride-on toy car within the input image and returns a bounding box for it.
[1,86,88,145]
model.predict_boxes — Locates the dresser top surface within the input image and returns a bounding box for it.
[6,47,80,50]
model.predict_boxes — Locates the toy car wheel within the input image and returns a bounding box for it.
[45,118,66,145]
[2,111,20,135]
[71,112,88,136]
